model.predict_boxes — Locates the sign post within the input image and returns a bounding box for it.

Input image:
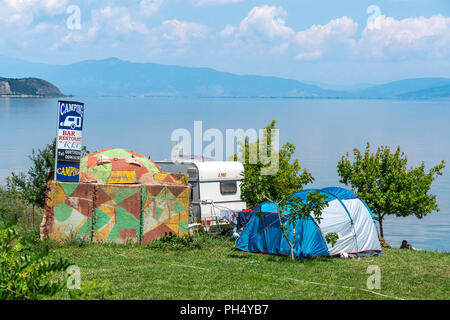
[55,100,85,182]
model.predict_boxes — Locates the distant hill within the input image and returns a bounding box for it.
[0,76,63,97]
[0,55,449,99]
[395,84,450,100]
[0,56,342,98]
[353,78,450,99]
[302,80,376,93]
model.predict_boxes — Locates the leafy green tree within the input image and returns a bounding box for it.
[234,121,334,259]
[6,139,88,209]
[236,120,315,207]
[6,139,56,210]
[337,142,446,237]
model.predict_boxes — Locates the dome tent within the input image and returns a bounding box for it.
[234,187,383,258]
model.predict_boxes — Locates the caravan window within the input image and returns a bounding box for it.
[220,181,237,195]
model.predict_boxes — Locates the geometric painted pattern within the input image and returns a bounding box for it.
[79,148,162,184]
[140,184,190,245]
[41,181,94,242]
[41,177,190,245]
[151,173,189,185]
[92,184,141,244]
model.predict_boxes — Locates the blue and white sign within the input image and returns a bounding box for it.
[55,162,81,182]
[55,101,85,182]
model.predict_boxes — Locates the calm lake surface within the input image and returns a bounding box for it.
[0,97,449,252]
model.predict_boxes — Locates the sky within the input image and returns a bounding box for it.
[0,0,449,85]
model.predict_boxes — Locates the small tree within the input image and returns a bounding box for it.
[236,120,315,207]
[6,139,89,209]
[263,192,332,260]
[7,139,57,210]
[235,121,335,260]
[337,142,446,238]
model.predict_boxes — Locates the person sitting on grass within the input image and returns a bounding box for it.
[400,240,422,251]
[400,240,410,249]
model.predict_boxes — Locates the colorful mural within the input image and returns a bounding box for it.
[80,149,161,184]
[92,184,142,244]
[139,172,189,185]
[41,181,93,242]
[41,178,190,244]
[141,184,190,244]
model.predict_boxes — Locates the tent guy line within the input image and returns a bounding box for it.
[283,277,406,300]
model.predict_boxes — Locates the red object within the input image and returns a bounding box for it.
[243,209,253,212]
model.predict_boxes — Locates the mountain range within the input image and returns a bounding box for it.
[0,55,449,99]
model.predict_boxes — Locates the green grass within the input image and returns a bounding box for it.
[48,233,450,300]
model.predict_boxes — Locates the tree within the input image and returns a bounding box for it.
[7,139,57,210]
[6,138,89,209]
[337,142,446,238]
[263,191,332,260]
[234,121,334,260]
[236,120,315,207]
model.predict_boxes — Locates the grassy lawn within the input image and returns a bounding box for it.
[48,234,450,300]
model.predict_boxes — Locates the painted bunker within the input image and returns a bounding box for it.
[40,148,191,244]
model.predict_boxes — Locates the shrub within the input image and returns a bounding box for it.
[68,281,113,300]
[0,187,41,229]
[0,224,71,300]
[145,232,233,251]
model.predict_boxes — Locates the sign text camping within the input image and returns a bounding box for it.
[55,100,85,182]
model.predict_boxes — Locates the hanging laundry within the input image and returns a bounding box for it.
[237,210,253,231]
[219,209,235,224]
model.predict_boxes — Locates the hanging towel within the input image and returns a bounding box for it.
[220,209,233,224]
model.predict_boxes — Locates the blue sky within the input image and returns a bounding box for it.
[0,0,449,84]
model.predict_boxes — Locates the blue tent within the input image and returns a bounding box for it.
[234,187,382,258]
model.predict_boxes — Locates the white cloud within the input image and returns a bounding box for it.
[295,51,322,61]
[1,0,449,68]
[359,14,450,59]
[220,24,235,37]
[295,16,358,48]
[1,0,35,26]
[294,16,358,60]
[196,0,245,5]
[156,19,210,43]
[3,0,67,13]
[40,0,68,14]
[140,0,166,16]
[237,5,295,41]
[4,0,37,12]
[99,6,149,35]
[291,14,450,61]
[0,0,68,26]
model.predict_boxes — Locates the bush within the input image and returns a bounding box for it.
[145,232,234,251]
[0,224,71,300]
[68,281,113,300]
[0,187,42,231]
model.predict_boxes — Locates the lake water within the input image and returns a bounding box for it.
[0,97,449,252]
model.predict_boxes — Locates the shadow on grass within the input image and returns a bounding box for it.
[226,250,334,265]
[265,255,334,264]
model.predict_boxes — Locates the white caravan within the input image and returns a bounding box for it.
[154,157,247,224]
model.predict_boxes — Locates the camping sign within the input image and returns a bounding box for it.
[55,100,85,182]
